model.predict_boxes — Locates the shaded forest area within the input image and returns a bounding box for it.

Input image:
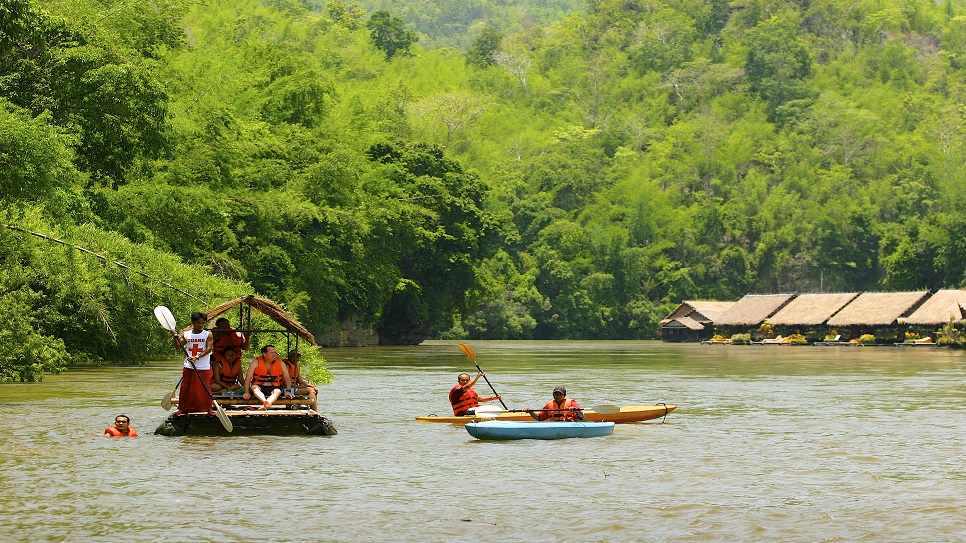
[1,0,965,380]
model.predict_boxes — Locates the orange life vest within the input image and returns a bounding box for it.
[213,328,245,356]
[283,359,300,381]
[541,398,579,421]
[216,354,241,384]
[450,384,480,415]
[252,356,283,386]
[105,426,137,437]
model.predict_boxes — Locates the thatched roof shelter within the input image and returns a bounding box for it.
[898,289,966,325]
[204,295,317,345]
[665,316,705,330]
[826,291,929,327]
[660,300,736,325]
[767,293,859,326]
[714,294,795,327]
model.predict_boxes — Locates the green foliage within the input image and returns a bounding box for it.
[4,0,966,364]
[296,346,333,384]
[465,26,503,68]
[0,2,174,182]
[731,333,752,345]
[0,207,248,380]
[366,10,419,60]
[0,99,84,218]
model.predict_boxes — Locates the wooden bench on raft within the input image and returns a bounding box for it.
[170,396,315,409]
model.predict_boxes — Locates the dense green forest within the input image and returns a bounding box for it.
[1,0,965,380]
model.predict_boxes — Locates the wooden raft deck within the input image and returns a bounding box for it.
[156,395,336,436]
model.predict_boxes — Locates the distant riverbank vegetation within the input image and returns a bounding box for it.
[2,0,965,380]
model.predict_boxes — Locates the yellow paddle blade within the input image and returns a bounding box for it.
[457,343,476,362]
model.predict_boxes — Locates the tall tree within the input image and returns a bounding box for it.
[366,10,419,60]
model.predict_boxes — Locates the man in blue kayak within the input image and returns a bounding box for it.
[526,386,584,421]
[450,371,501,416]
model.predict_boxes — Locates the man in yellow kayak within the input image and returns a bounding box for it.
[450,371,501,416]
[526,386,584,421]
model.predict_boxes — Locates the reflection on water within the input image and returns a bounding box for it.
[1,341,965,542]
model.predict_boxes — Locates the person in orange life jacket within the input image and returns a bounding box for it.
[282,350,318,412]
[211,317,250,364]
[242,344,294,410]
[450,371,501,416]
[525,386,583,421]
[170,311,216,416]
[103,415,137,437]
[211,346,243,394]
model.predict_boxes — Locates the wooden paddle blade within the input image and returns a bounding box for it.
[590,403,622,414]
[457,343,476,362]
[214,402,233,432]
[161,391,174,411]
[153,305,177,332]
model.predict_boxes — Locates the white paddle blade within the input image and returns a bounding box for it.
[215,402,233,432]
[472,406,505,417]
[591,403,622,414]
[153,306,177,331]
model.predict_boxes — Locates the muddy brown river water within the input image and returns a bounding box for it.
[1,340,964,542]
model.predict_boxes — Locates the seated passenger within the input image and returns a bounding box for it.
[449,371,501,416]
[212,317,250,364]
[282,350,318,412]
[211,346,243,394]
[242,344,294,410]
[525,386,584,421]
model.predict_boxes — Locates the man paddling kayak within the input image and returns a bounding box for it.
[450,372,501,416]
[525,386,584,421]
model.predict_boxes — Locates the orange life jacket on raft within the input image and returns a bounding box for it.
[213,327,245,356]
[215,355,241,384]
[252,356,284,387]
[283,359,300,381]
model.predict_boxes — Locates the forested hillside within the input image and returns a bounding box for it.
[2,0,965,379]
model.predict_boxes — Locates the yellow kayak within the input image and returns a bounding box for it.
[415,404,676,425]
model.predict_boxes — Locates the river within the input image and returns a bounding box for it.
[1,341,964,542]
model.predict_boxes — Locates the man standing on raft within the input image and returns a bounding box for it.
[170,311,217,416]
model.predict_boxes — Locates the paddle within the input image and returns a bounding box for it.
[153,306,233,432]
[160,377,182,411]
[457,343,508,409]
[473,403,622,417]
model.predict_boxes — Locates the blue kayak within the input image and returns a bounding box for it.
[465,420,615,441]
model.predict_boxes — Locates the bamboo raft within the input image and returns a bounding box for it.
[155,396,337,436]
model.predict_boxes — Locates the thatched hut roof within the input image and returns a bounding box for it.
[898,289,966,325]
[767,293,859,326]
[205,295,317,345]
[663,316,706,330]
[714,294,795,326]
[826,291,929,327]
[661,300,736,325]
